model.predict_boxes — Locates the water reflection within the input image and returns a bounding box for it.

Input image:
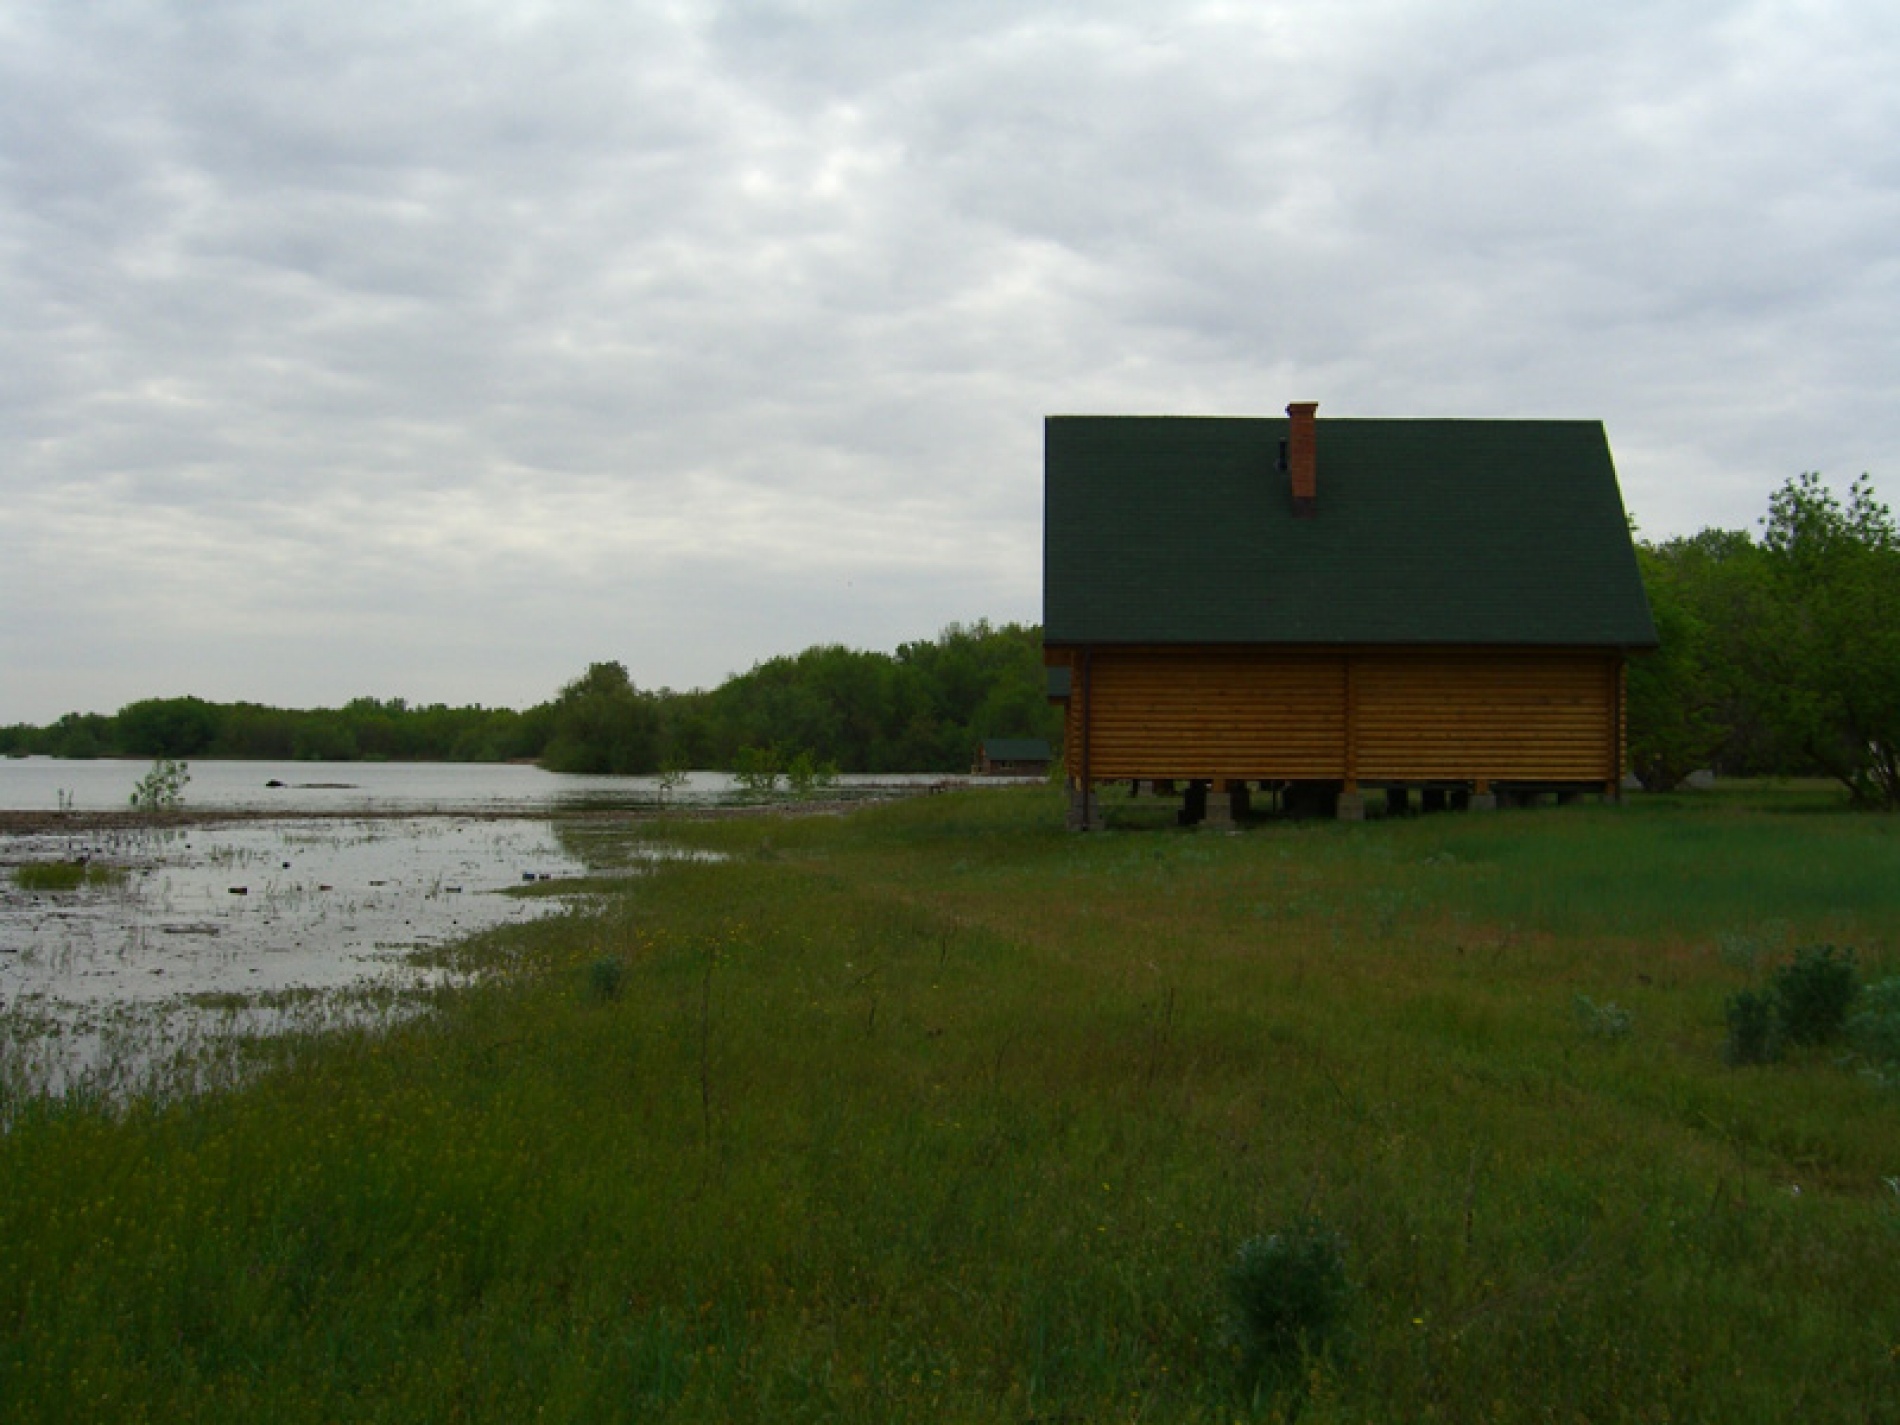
[0,757,956,816]
[0,758,936,1105]
[0,815,669,1104]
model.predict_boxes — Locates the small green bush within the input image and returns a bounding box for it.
[1846,976,1900,1067]
[784,749,839,795]
[1574,994,1633,1041]
[1224,1221,1353,1380]
[129,757,190,813]
[1724,989,1781,1065]
[586,957,626,1002]
[732,746,781,795]
[1771,945,1860,1047]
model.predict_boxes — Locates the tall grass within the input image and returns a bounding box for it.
[12,860,126,892]
[3,786,1897,1420]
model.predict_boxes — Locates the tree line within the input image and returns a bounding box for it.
[0,620,1063,777]
[1629,471,1900,808]
[10,487,1895,808]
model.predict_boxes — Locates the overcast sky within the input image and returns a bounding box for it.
[4,1,1896,724]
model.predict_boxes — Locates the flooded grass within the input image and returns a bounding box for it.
[0,816,610,1101]
[12,861,127,892]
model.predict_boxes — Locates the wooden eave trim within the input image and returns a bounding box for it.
[1039,642,1632,659]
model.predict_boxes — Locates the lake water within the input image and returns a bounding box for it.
[4,758,911,1103]
[0,756,935,816]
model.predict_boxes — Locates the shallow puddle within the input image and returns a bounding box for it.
[0,816,649,1102]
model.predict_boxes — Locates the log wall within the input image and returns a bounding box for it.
[1053,645,1624,787]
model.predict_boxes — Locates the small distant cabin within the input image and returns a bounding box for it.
[1043,403,1659,827]
[974,737,1054,777]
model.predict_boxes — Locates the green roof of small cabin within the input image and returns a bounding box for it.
[980,738,1053,761]
[1044,415,1659,648]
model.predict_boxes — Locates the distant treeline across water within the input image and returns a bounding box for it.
[1,621,1061,777]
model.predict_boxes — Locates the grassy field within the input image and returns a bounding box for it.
[3,784,1899,1421]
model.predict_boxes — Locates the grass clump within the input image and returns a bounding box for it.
[1846,976,1900,1070]
[1771,943,1860,1046]
[1573,993,1633,1042]
[1726,944,1864,1064]
[13,860,124,892]
[1725,987,1782,1065]
[586,955,626,1002]
[1224,1221,1353,1388]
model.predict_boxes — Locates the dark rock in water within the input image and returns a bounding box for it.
[229,886,248,895]
[265,779,285,788]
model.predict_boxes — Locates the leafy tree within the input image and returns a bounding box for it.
[45,712,112,759]
[540,661,662,774]
[1752,473,1900,806]
[291,714,358,762]
[117,697,222,758]
[216,702,298,759]
[1628,537,1741,789]
[687,621,1061,774]
[1632,474,1900,807]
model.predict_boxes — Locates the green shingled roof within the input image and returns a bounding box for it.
[1043,416,1659,648]
[980,738,1053,761]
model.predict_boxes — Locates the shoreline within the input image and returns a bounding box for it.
[0,790,927,838]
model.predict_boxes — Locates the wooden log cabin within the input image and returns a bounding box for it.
[1043,403,1659,827]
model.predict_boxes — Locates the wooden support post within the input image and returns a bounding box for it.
[1203,780,1236,830]
[1343,655,1359,791]
[1067,784,1104,831]
[1610,657,1627,805]
[1068,649,1101,831]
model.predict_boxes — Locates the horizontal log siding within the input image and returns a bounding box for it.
[1354,651,1614,781]
[1055,646,1620,784]
[1083,649,1343,780]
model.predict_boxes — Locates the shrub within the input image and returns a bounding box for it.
[1224,1221,1353,1380]
[587,957,626,1002]
[1724,989,1781,1065]
[732,746,781,795]
[1770,944,1860,1046]
[1574,994,1633,1042]
[129,757,190,813]
[784,749,839,795]
[1846,976,1900,1067]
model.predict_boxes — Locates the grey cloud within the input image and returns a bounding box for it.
[3,0,1897,723]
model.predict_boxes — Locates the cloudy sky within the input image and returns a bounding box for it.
[3,1,1895,724]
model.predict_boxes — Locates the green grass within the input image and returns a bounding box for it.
[12,860,127,892]
[4,786,1899,1421]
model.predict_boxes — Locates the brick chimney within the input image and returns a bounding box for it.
[1287,401,1318,517]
